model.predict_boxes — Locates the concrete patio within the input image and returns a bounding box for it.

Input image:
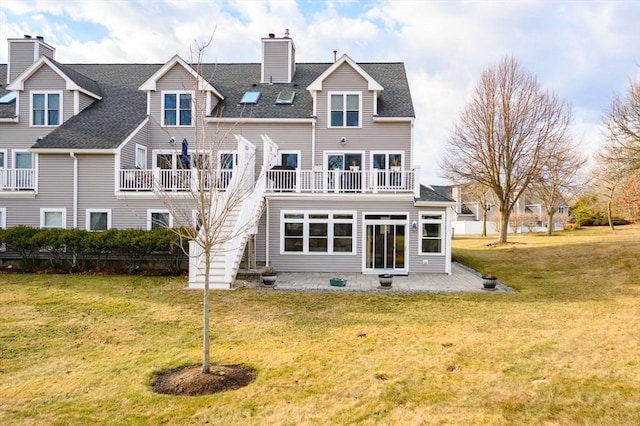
[247,263,514,293]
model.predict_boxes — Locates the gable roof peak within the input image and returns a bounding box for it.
[138,54,224,99]
[306,53,384,92]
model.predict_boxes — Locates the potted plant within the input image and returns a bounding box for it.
[390,157,401,171]
[481,274,497,290]
[260,264,277,286]
[349,160,360,171]
[329,277,347,287]
[378,273,393,288]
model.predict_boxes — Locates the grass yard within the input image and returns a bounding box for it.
[1,225,639,425]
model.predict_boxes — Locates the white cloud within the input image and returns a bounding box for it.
[1,0,638,183]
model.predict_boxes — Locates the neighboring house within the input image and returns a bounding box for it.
[434,184,569,235]
[0,32,455,288]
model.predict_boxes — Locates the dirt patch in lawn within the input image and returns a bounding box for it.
[152,363,256,396]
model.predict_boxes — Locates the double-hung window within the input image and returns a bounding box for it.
[31,92,61,126]
[329,92,360,127]
[86,209,111,231]
[282,211,355,254]
[163,92,192,126]
[419,212,444,254]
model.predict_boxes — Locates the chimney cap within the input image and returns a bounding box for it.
[24,34,32,39]
[36,35,44,41]
[284,28,290,38]
[268,33,275,38]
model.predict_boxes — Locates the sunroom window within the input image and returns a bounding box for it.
[282,211,355,254]
[420,212,444,254]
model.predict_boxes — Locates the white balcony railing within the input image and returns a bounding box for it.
[119,168,418,195]
[0,168,36,191]
[265,168,416,194]
[119,168,233,192]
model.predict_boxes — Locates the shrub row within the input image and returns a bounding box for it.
[0,226,189,273]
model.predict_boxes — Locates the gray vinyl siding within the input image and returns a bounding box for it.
[38,44,55,60]
[24,65,74,123]
[314,63,413,167]
[78,92,94,113]
[8,41,35,83]
[264,197,448,274]
[262,40,291,83]
[76,154,167,229]
[119,122,149,169]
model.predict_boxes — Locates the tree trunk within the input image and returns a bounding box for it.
[607,200,615,231]
[481,208,487,237]
[202,248,210,373]
[546,211,554,236]
[499,209,509,243]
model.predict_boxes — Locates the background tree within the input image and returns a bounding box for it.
[530,137,586,235]
[460,181,495,237]
[602,71,640,175]
[154,38,262,373]
[441,56,572,242]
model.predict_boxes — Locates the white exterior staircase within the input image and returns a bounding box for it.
[188,135,270,290]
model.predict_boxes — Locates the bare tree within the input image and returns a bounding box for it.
[441,56,572,243]
[602,72,640,175]
[460,181,494,237]
[593,158,626,230]
[151,39,264,373]
[530,138,586,235]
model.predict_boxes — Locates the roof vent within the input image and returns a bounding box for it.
[24,34,32,39]
[268,33,275,38]
[36,36,44,41]
[284,29,290,38]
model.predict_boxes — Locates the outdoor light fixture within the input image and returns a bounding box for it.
[340,137,346,145]
[169,137,176,144]
[411,221,418,231]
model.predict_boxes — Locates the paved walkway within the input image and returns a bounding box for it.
[252,263,513,293]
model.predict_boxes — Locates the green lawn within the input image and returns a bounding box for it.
[1,225,639,425]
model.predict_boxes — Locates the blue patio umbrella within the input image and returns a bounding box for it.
[180,138,190,168]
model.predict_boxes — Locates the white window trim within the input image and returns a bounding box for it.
[0,207,6,251]
[280,210,357,255]
[278,150,301,168]
[0,149,6,168]
[40,208,67,229]
[30,90,63,127]
[324,151,366,171]
[147,209,173,230]
[419,211,445,255]
[327,91,362,129]
[161,90,194,127]
[86,209,112,232]
[370,151,404,170]
[135,144,147,169]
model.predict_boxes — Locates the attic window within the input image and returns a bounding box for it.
[0,92,16,104]
[240,91,261,104]
[276,91,295,104]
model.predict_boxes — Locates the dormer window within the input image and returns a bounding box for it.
[31,92,61,126]
[163,91,192,126]
[329,92,360,128]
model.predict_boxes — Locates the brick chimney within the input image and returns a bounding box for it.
[6,35,56,84]
[261,29,296,84]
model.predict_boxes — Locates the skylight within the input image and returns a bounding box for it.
[0,92,17,104]
[276,91,295,104]
[240,91,261,104]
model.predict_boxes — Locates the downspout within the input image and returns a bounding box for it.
[70,152,78,228]
[265,197,269,266]
[311,115,316,168]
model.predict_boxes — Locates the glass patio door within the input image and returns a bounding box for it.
[364,216,406,273]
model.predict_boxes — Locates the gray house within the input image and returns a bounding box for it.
[0,31,454,288]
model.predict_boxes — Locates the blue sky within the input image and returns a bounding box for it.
[1,0,639,184]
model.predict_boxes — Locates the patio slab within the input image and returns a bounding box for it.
[248,263,514,293]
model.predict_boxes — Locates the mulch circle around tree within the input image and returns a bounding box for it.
[152,363,257,396]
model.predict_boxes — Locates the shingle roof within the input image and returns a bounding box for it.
[0,65,16,119]
[415,185,455,203]
[3,59,414,150]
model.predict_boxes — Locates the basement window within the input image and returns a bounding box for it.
[276,91,295,104]
[240,91,261,104]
